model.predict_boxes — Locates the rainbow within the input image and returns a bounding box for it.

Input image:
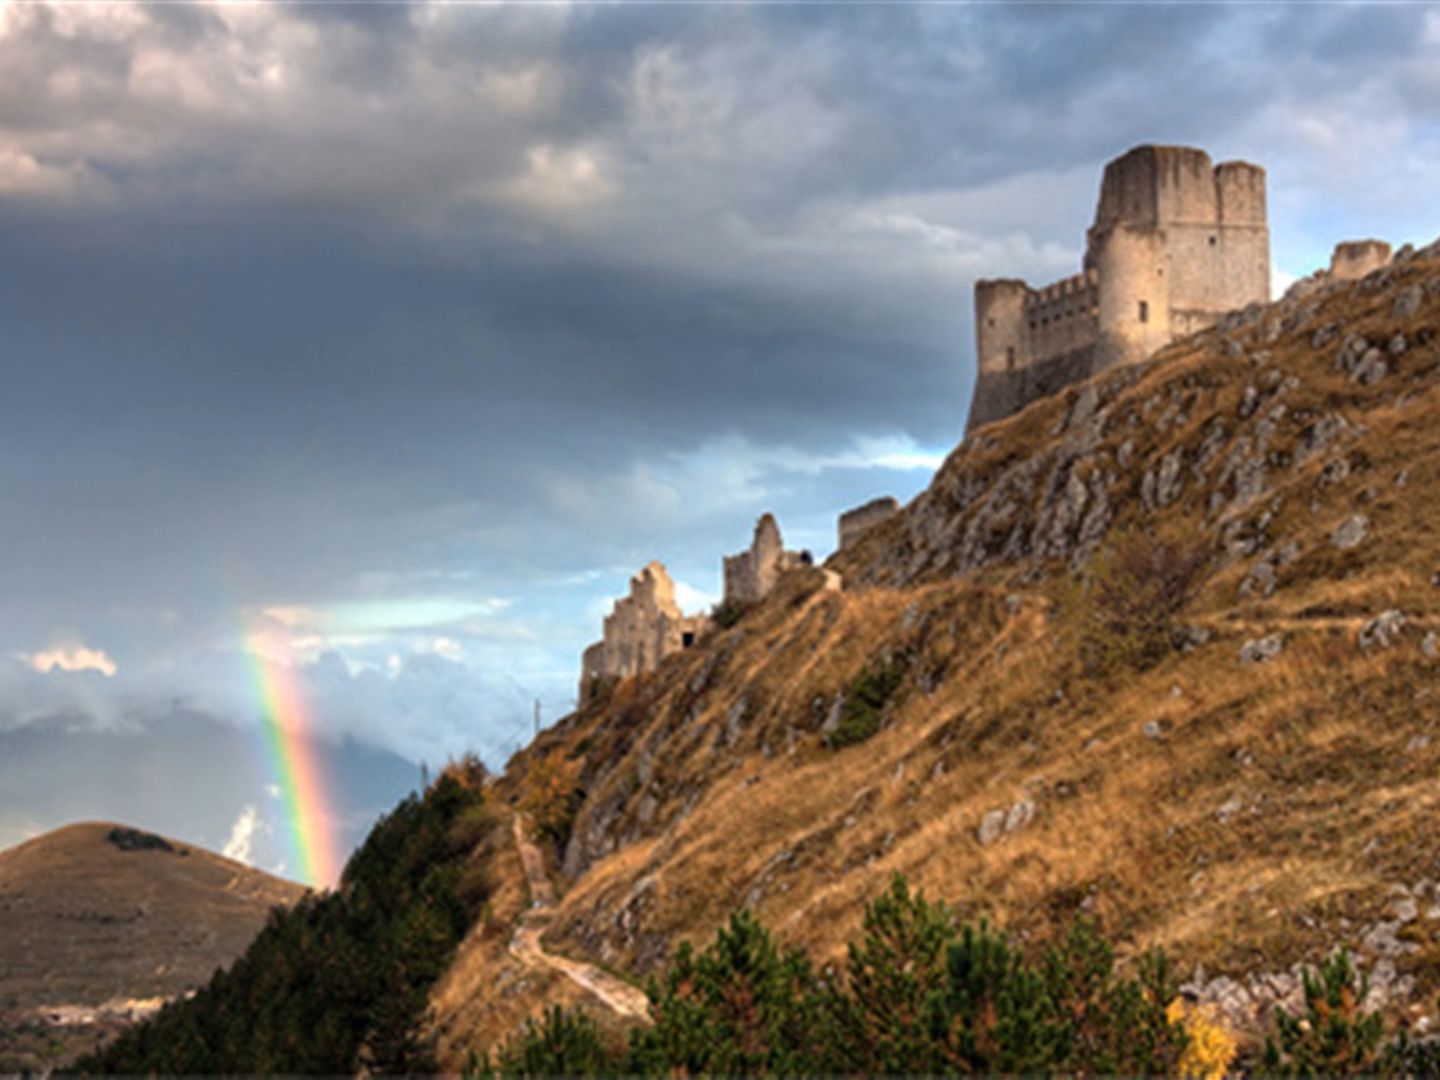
[246,638,341,889]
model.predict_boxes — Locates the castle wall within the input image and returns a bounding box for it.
[837,496,900,550]
[969,272,1100,433]
[1024,271,1100,365]
[1331,240,1391,281]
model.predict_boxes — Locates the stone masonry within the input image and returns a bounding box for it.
[722,513,810,607]
[968,144,1270,433]
[579,561,710,700]
[1329,239,1392,282]
[837,496,900,550]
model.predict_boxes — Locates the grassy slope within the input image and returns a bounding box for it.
[0,822,304,1071]
[435,245,1440,1062]
[0,821,303,1009]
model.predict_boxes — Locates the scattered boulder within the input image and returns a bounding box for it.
[1394,284,1424,319]
[1240,560,1277,599]
[1172,624,1212,652]
[1350,348,1388,386]
[1240,634,1285,664]
[1216,796,1244,824]
[1358,610,1407,650]
[1423,631,1439,659]
[977,809,1006,846]
[978,799,1035,845]
[1330,515,1369,550]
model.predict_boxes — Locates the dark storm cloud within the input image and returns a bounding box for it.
[3,0,1440,858]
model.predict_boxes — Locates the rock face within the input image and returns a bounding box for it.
[722,514,809,607]
[1240,634,1285,664]
[579,562,710,699]
[1358,610,1407,650]
[1331,515,1370,550]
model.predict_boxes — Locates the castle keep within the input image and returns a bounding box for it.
[968,145,1270,432]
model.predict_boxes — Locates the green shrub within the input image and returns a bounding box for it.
[489,876,1189,1077]
[480,1006,617,1077]
[826,655,907,749]
[710,598,750,630]
[628,909,830,1075]
[1262,949,1387,1075]
[833,874,958,1072]
[105,827,175,853]
[1065,530,1209,676]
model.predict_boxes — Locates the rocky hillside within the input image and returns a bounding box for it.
[435,238,1440,1063]
[0,821,303,1070]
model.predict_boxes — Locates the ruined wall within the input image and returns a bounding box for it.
[579,561,710,699]
[1331,240,1392,282]
[968,144,1270,433]
[723,514,809,606]
[837,496,900,550]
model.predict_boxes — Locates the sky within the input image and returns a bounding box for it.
[3,0,1440,879]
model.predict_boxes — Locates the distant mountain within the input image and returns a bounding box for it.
[0,821,303,1070]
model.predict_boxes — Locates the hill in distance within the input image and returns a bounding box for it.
[0,821,303,1069]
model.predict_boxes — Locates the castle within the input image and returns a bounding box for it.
[967,145,1270,432]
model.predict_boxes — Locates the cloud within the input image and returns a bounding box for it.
[222,805,259,864]
[19,641,118,677]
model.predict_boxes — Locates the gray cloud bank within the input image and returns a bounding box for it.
[3,1,1440,852]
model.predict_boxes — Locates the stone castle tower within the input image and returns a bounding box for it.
[968,145,1270,432]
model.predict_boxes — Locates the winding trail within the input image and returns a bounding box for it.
[508,814,650,1022]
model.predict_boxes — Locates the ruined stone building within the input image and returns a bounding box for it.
[836,496,899,551]
[579,561,710,700]
[1329,240,1392,281]
[968,144,1270,432]
[577,514,814,700]
[722,514,810,607]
